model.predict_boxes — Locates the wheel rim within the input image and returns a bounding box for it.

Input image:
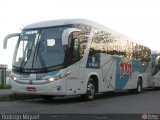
[87,82,95,99]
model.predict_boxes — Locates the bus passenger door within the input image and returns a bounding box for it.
[65,33,83,95]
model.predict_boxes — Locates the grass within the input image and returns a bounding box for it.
[0,84,11,89]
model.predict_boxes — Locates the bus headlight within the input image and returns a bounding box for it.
[46,77,59,82]
[10,76,18,81]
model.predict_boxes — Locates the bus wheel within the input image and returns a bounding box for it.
[41,95,54,100]
[82,78,95,100]
[136,79,142,94]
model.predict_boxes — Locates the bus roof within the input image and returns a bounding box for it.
[23,19,150,49]
[23,19,105,30]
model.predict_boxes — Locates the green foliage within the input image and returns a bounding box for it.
[0,84,11,89]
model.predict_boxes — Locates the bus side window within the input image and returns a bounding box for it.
[72,38,80,62]
[158,58,160,70]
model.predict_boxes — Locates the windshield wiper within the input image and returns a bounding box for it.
[19,48,32,71]
[19,32,40,71]
[32,32,47,71]
[37,51,47,71]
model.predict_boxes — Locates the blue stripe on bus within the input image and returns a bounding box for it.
[45,70,59,76]
[36,70,59,80]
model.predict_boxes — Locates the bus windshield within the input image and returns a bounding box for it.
[13,26,68,73]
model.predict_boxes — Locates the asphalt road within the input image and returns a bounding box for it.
[0,89,160,120]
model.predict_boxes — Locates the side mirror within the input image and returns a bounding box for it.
[3,33,20,49]
[62,28,81,46]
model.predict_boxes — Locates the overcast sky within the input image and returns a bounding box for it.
[0,0,160,69]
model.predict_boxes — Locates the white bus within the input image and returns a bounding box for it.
[151,51,160,87]
[3,19,152,100]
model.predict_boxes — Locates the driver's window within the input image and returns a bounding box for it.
[66,32,80,66]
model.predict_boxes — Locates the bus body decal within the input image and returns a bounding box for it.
[86,54,100,69]
[112,56,148,91]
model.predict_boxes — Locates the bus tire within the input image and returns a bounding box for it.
[136,78,142,94]
[81,78,96,100]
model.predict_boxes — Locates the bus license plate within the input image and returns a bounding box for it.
[26,87,36,92]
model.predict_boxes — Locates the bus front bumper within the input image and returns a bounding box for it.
[10,79,66,96]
